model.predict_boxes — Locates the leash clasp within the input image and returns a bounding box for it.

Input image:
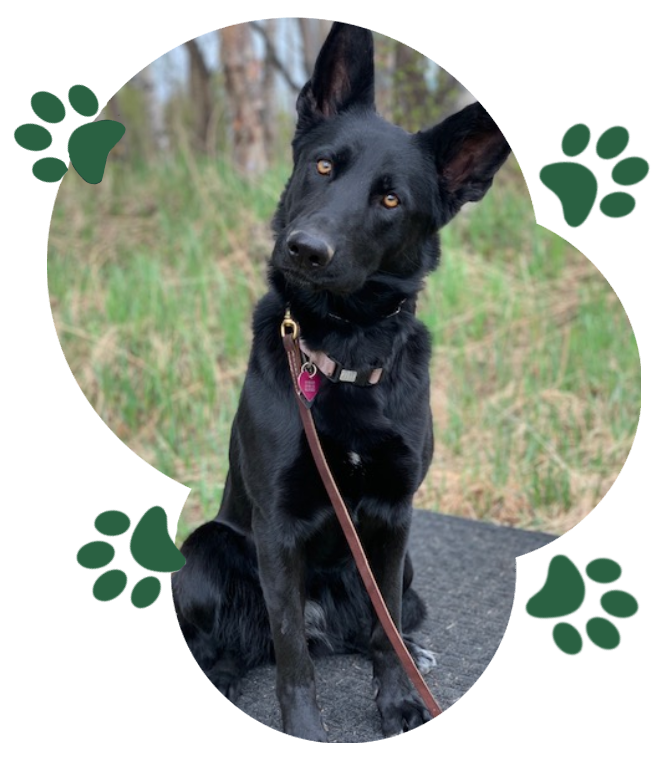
[280,307,300,340]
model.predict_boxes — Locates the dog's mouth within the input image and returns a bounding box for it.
[274,259,366,297]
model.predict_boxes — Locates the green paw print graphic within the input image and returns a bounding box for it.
[14,85,125,184]
[527,555,638,653]
[77,507,185,608]
[540,125,649,227]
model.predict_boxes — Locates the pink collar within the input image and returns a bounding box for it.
[299,338,383,386]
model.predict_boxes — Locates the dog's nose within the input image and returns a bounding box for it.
[287,231,334,269]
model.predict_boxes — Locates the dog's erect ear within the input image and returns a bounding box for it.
[419,102,511,220]
[296,22,375,130]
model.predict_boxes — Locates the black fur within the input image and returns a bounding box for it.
[172,22,510,741]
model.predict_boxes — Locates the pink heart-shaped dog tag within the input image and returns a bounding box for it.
[298,365,322,404]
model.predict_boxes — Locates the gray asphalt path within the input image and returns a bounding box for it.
[235,510,555,742]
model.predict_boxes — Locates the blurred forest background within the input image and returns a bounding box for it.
[48,19,640,542]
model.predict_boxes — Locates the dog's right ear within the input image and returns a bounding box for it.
[296,22,375,131]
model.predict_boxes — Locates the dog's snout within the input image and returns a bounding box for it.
[287,231,334,269]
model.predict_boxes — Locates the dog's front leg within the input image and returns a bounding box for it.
[253,518,327,742]
[365,514,432,736]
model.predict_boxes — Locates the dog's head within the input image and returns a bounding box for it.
[271,22,511,298]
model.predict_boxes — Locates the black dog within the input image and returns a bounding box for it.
[172,22,510,741]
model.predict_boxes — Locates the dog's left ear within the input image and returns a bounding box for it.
[296,22,375,131]
[419,102,511,221]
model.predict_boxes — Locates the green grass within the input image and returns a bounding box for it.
[48,154,640,541]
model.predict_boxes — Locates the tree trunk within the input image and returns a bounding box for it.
[185,39,213,154]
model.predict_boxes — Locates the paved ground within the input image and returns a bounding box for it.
[235,510,556,742]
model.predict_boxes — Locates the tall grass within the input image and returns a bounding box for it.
[48,154,640,540]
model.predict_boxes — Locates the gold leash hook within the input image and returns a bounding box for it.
[280,307,300,339]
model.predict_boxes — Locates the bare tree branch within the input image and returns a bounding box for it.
[250,21,303,93]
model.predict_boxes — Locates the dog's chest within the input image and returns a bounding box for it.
[347,450,362,468]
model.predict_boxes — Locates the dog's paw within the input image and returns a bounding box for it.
[282,712,329,743]
[376,690,432,736]
[404,637,438,675]
[206,663,242,704]
[279,683,329,742]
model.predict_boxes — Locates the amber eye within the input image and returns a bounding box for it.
[383,193,400,209]
[316,159,333,175]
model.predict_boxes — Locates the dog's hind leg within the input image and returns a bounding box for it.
[176,615,249,702]
[205,652,247,703]
[172,521,272,702]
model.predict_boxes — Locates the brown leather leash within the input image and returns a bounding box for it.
[281,310,442,719]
